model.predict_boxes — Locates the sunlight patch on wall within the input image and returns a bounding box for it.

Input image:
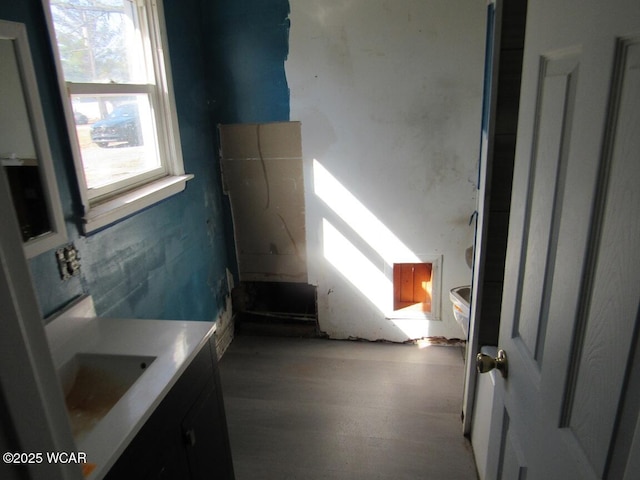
[313,159,419,266]
[315,159,440,338]
[322,219,392,313]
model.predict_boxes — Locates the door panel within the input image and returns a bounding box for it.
[498,411,527,480]
[564,36,640,476]
[515,52,578,366]
[489,1,640,479]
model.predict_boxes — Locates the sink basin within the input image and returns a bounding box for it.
[449,285,471,338]
[58,353,155,439]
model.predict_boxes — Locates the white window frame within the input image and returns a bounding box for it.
[42,0,193,234]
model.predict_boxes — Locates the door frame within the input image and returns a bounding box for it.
[474,0,640,476]
[462,0,504,435]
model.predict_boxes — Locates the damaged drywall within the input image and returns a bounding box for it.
[286,0,486,340]
[10,0,233,324]
[220,122,307,283]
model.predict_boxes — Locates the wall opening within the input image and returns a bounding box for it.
[393,263,432,313]
[231,281,319,337]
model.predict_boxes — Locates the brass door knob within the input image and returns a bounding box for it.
[476,349,508,378]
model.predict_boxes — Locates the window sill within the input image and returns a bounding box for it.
[82,174,194,234]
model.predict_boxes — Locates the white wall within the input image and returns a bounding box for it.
[286,0,486,341]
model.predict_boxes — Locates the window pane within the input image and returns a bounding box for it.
[50,0,148,84]
[73,94,161,190]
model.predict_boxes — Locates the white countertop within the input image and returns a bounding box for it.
[45,297,216,480]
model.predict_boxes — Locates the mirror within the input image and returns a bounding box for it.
[0,19,66,258]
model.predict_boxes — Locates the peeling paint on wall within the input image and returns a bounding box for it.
[5,0,233,324]
[287,0,486,340]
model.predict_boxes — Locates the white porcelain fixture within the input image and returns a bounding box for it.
[449,285,471,338]
[45,296,216,480]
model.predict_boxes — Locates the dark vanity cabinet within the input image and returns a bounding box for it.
[105,336,234,480]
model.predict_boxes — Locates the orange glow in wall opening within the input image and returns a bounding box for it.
[393,263,432,313]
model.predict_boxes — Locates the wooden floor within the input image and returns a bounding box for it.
[218,335,478,479]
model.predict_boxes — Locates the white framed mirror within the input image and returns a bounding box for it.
[0,19,66,258]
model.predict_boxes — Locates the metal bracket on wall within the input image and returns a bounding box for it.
[55,244,81,280]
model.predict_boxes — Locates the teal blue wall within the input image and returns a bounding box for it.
[1,0,291,321]
[204,0,291,123]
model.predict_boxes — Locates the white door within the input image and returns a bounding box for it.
[484,0,640,478]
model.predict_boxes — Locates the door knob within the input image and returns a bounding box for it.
[476,349,508,378]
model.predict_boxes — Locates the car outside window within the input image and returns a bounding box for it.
[43,0,190,232]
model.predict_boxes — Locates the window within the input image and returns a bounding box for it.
[44,0,191,233]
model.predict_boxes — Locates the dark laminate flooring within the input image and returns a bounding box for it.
[218,335,478,479]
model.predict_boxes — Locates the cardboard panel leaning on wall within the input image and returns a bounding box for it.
[220,122,307,283]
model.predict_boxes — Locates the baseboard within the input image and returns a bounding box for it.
[214,295,235,359]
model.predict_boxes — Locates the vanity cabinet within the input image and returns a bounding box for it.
[105,336,234,480]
